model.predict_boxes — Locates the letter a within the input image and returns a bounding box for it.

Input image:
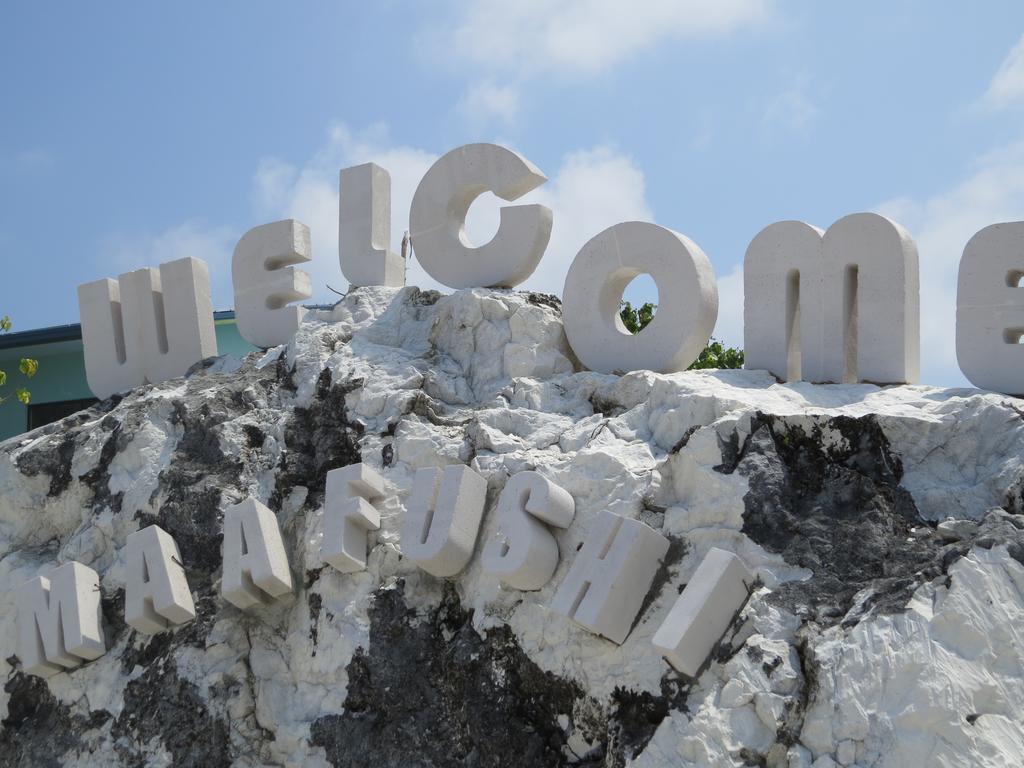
[222,498,293,609]
[125,525,196,634]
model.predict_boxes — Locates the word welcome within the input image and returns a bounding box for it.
[15,463,755,680]
[76,143,1024,400]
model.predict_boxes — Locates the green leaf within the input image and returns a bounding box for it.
[687,337,744,370]
[0,369,6,387]
[0,315,10,333]
[618,300,658,335]
[16,388,30,405]
[19,358,38,378]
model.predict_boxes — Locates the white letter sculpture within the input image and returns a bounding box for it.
[125,525,196,634]
[550,511,670,645]
[339,163,404,287]
[482,471,575,591]
[402,464,488,577]
[744,212,919,384]
[409,143,552,289]
[16,562,106,678]
[652,547,753,676]
[957,222,1024,395]
[323,463,386,573]
[222,498,293,609]
[562,222,718,374]
[78,256,217,399]
[232,219,313,348]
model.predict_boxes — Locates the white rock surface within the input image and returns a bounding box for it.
[1,285,1023,767]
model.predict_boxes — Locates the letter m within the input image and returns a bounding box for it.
[744,212,919,384]
[16,562,106,678]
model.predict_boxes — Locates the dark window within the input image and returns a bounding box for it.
[26,398,100,431]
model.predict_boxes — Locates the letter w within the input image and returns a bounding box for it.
[77,257,218,399]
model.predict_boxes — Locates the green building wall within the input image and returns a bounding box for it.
[0,316,255,443]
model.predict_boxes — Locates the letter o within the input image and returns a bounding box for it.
[561,222,719,374]
[409,143,552,289]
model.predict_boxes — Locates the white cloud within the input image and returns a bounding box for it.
[984,33,1024,110]
[712,263,744,349]
[254,125,656,300]
[435,0,769,77]
[14,149,56,173]
[522,146,653,294]
[712,138,1024,388]
[429,0,770,123]
[761,75,818,135]
[458,81,521,125]
[102,222,237,310]
[875,138,1024,387]
[251,124,437,300]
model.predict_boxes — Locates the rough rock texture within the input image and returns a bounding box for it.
[1,285,1024,767]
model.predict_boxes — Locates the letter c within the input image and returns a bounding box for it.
[409,143,552,289]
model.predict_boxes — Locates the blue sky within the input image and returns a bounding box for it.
[3,1,1024,386]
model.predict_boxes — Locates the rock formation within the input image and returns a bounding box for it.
[1,286,1023,767]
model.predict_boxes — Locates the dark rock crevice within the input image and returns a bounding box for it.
[111,656,232,768]
[14,431,77,498]
[733,413,1024,627]
[270,368,363,513]
[311,582,610,768]
[0,671,111,768]
[139,393,245,595]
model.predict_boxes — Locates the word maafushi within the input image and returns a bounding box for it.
[15,463,752,681]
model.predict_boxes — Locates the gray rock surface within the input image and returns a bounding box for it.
[1,286,1023,767]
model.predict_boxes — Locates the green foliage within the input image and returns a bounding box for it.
[618,301,744,370]
[618,301,656,334]
[0,315,38,406]
[688,338,744,370]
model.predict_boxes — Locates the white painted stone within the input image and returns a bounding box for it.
[835,740,856,766]
[402,464,488,577]
[561,222,718,374]
[550,511,670,645]
[78,256,218,399]
[16,562,106,678]
[125,524,196,634]
[744,212,920,384]
[322,463,385,573]
[936,518,978,542]
[409,143,552,289]
[743,220,827,382]
[13,285,1024,766]
[339,163,404,288]
[222,498,293,609]
[720,678,753,708]
[481,470,575,591]
[652,547,754,676]
[956,222,1024,394]
[232,219,313,348]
